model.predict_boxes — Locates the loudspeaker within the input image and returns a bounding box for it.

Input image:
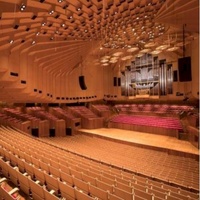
[178,57,192,82]
[79,76,87,90]
[66,128,72,136]
[118,77,121,86]
[173,70,178,82]
[113,77,117,86]
[49,128,55,137]
[31,128,39,137]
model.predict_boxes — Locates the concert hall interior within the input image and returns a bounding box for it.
[0,0,199,200]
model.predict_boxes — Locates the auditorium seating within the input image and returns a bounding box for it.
[68,106,104,129]
[108,114,183,137]
[91,104,112,118]
[0,126,199,200]
[0,176,25,200]
[114,104,194,116]
[41,133,199,191]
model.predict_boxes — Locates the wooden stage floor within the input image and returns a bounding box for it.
[79,128,199,155]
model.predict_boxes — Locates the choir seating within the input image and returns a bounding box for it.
[108,114,183,137]
[114,104,194,117]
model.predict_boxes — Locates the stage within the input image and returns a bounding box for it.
[79,128,199,156]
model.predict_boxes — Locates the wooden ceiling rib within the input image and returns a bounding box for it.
[0,0,198,102]
[155,0,199,32]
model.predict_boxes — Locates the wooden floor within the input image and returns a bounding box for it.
[79,128,199,155]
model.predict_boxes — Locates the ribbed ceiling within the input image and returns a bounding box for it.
[0,0,199,102]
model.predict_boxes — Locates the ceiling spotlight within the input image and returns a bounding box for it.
[49,10,54,15]
[9,40,14,44]
[57,0,63,2]
[20,3,26,11]
[32,40,36,45]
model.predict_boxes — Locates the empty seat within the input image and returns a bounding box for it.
[75,187,95,200]
[44,172,60,196]
[0,178,23,200]
[16,170,30,196]
[89,184,108,200]
[58,180,75,200]
[73,176,90,194]
[44,189,60,200]
[7,164,19,186]
[60,171,74,186]
[113,186,133,200]
[28,178,45,200]
[33,167,46,186]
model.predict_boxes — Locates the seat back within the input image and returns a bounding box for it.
[28,179,45,200]
[58,181,75,200]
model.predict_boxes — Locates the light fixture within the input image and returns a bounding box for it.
[156,45,168,50]
[20,3,26,11]
[140,49,151,53]
[49,10,54,15]
[151,50,161,54]
[167,47,179,51]
[127,47,139,52]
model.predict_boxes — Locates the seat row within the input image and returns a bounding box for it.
[41,133,199,191]
[0,126,199,200]
[110,115,183,131]
[114,104,194,115]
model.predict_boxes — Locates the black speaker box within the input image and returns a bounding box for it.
[118,77,121,86]
[173,70,178,82]
[49,128,55,137]
[113,77,117,86]
[31,128,39,137]
[66,128,72,136]
[79,76,87,90]
[178,57,192,82]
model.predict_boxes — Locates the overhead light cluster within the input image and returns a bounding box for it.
[4,0,195,61]
[20,3,26,11]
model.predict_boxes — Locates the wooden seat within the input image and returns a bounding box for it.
[44,172,60,195]
[89,184,108,200]
[28,178,45,200]
[0,178,24,200]
[75,187,95,200]
[73,176,90,194]
[16,170,30,196]
[44,189,60,200]
[0,158,9,178]
[60,171,74,186]
[33,167,46,186]
[58,180,75,200]
[7,164,19,186]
